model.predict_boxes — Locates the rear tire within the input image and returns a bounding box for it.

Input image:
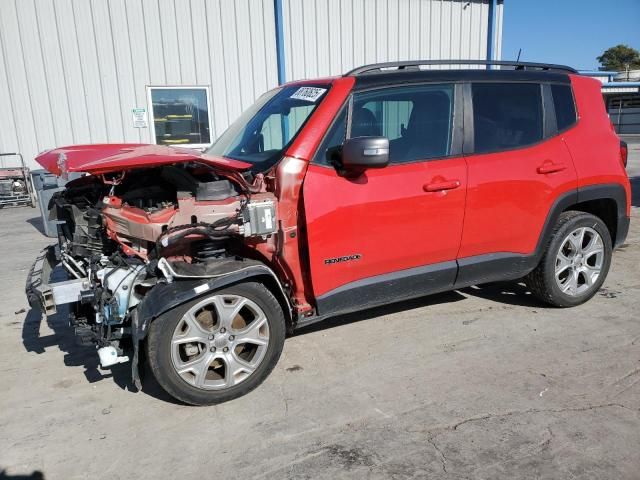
[526,211,612,307]
[146,281,286,406]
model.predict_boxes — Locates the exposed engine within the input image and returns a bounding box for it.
[33,162,278,370]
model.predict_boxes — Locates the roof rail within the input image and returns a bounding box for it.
[345,60,578,76]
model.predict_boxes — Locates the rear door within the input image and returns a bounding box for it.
[303,83,467,314]
[457,81,577,283]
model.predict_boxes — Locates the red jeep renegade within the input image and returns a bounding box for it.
[27,60,631,405]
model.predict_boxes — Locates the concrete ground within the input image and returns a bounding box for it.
[1,145,639,480]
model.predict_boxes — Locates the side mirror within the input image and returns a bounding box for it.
[341,137,389,174]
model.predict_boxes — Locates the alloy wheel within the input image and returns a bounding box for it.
[554,226,604,296]
[170,294,270,390]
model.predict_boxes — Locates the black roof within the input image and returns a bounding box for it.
[346,60,574,90]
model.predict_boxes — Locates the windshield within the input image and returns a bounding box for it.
[206,85,330,170]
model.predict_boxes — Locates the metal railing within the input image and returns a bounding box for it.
[0,152,37,207]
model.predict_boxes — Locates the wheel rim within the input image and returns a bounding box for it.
[170,294,270,390]
[555,226,604,297]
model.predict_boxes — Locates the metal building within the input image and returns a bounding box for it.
[582,70,640,135]
[0,0,504,168]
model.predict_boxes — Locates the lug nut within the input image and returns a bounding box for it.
[209,334,214,340]
[210,347,216,353]
[229,335,235,341]
[223,347,229,352]
[220,328,226,333]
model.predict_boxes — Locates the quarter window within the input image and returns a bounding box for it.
[148,87,212,147]
[313,108,347,165]
[472,83,543,153]
[551,84,577,131]
[351,84,455,163]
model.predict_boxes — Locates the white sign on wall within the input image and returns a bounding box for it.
[132,108,148,128]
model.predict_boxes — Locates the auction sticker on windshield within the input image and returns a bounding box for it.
[290,87,327,103]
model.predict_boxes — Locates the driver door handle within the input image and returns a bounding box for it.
[423,179,461,192]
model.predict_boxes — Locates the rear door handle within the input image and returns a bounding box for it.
[537,162,567,174]
[423,180,461,192]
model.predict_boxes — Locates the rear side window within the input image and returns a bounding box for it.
[551,84,577,131]
[472,83,543,154]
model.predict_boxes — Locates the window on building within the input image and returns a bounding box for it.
[551,84,577,131]
[148,87,211,147]
[472,83,543,154]
[608,95,640,134]
[608,96,640,110]
[351,84,455,163]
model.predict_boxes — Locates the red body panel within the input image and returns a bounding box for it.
[265,77,356,308]
[303,158,467,296]
[35,144,251,176]
[458,135,577,258]
[564,75,632,215]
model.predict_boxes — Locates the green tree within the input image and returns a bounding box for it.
[597,44,640,71]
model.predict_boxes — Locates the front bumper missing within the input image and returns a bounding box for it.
[25,245,89,316]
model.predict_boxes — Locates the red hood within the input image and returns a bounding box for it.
[35,144,252,176]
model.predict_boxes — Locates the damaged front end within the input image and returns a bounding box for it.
[25,156,283,387]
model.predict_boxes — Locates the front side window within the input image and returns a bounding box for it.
[207,85,329,170]
[472,83,543,154]
[149,87,211,147]
[351,84,455,163]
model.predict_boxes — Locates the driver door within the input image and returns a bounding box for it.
[303,83,467,315]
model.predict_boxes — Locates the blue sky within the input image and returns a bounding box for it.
[502,0,640,70]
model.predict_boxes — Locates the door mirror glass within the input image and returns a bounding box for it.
[341,137,390,174]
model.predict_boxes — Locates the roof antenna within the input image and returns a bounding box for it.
[516,48,522,62]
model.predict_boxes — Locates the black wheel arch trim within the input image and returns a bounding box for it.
[129,261,291,389]
[531,183,627,254]
[575,183,628,248]
[134,263,291,339]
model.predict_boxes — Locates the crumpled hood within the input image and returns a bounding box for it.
[35,144,252,176]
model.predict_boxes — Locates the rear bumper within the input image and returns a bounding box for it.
[615,215,630,248]
[25,245,89,316]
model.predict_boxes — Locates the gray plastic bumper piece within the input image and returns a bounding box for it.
[25,245,89,316]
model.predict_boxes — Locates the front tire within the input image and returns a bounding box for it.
[526,211,612,307]
[146,281,286,406]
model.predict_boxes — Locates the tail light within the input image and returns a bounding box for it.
[620,140,628,168]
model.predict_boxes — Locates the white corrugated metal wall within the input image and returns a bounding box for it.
[0,0,279,168]
[282,0,500,80]
[0,0,502,168]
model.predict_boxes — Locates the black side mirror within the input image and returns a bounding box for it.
[341,137,389,174]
